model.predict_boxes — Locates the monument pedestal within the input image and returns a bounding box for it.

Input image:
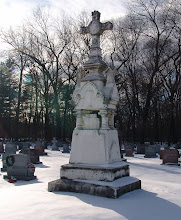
[48,161,141,198]
[48,176,141,199]
[70,130,121,164]
[61,162,129,182]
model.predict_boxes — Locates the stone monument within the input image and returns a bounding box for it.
[1,142,17,171]
[23,148,41,164]
[48,11,141,198]
[51,137,59,151]
[0,142,4,154]
[3,154,36,181]
[125,146,134,157]
[144,145,157,158]
[161,149,179,165]
[62,143,70,153]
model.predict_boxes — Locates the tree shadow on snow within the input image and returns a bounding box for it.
[61,189,181,220]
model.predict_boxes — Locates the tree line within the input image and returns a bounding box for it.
[0,0,181,145]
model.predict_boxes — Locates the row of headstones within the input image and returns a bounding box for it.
[0,138,71,181]
[51,137,70,153]
[124,144,180,165]
[0,142,48,181]
[0,138,70,153]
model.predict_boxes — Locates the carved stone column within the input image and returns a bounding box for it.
[99,109,109,129]
[75,110,82,130]
[108,110,116,130]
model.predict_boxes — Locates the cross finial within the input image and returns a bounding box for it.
[80,11,113,63]
[92,11,100,21]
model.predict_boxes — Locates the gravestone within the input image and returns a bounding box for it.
[22,142,31,150]
[51,137,59,151]
[17,142,23,150]
[34,145,47,156]
[162,149,179,165]
[155,145,161,154]
[48,11,141,198]
[57,140,63,148]
[0,142,4,154]
[23,148,41,164]
[136,144,146,154]
[1,143,17,171]
[4,154,36,180]
[62,143,70,153]
[160,149,164,159]
[125,146,134,157]
[145,145,157,158]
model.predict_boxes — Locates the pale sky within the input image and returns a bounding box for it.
[0,0,128,28]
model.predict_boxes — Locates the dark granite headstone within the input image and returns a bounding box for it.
[23,148,41,164]
[125,146,134,157]
[34,145,47,155]
[160,149,164,159]
[155,145,161,154]
[136,144,146,154]
[22,142,31,150]
[62,144,70,153]
[145,145,157,158]
[4,154,36,180]
[0,144,4,153]
[1,143,16,171]
[162,149,179,165]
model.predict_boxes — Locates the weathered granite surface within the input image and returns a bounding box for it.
[48,177,141,199]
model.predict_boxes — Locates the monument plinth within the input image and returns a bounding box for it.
[48,11,141,198]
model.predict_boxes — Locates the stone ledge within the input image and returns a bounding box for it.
[48,176,141,199]
[61,162,129,182]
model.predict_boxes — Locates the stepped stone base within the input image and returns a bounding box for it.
[61,162,129,182]
[48,161,141,198]
[48,176,141,199]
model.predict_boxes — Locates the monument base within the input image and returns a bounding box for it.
[3,175,36,181]
[70,130,121,164]
[48,161,141,198]
[60,162,129,182]
[48,176,141,199]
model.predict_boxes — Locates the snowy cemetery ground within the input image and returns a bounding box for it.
[0,149,181,220]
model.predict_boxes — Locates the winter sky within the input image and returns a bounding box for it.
[0,0,128,29]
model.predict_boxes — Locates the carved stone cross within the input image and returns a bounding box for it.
[81,11,113,60]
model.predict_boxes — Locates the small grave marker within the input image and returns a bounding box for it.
[0,143,4,154]
[136,144,146,154]
[1,143,16,171]
[125,146,134,157]
[34,145,47,156]
[62,143,70,153]
[4,154,36,180]
[145,145,157,158]
[23,148,41,164]
[161,149,179,165]
[51,137,59,151]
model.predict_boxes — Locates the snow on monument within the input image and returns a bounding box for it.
[48,11,141,198]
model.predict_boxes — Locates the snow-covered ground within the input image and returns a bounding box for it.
[0,150,181,220]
